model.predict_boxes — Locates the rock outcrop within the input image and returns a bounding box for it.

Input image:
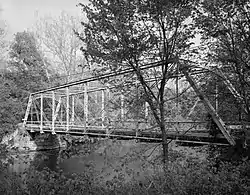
[1,123,64,151]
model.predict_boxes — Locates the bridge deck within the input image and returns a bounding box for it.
[25,124,230,145]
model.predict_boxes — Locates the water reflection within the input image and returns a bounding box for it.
[3,150,60,173]
[2,140,163,184]
[31,150,60,172]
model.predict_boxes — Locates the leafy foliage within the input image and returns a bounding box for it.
[0,31,50,139]
[194,0,250,121]
[8,31,49,92]
[0,75,23,138]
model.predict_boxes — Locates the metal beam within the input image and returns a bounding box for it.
[53,97,62,122]
[101,89,105,128]
[216,69,247,114]
[31,61,166,95]
[23,95,33,127]
[106,86,111,135]
[52,91,56,134]
[40,94,44,134]
[121,94,124,120]
[187,98,200,118]
[71,96,75,124]
[84,83,88,132]
[33,100,40,123]
[215,82,218,111]
[192,65,245,105]
[66,87,70,132]
[181,65,236,145]
[145,102,149,119]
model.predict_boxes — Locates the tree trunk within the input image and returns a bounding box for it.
[162,139,169,167]
[160,120,169,170]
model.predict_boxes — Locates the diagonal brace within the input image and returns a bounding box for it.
[181,65,236,145]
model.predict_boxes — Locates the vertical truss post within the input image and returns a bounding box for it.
[215,82,218,112]
[101,89,105,129]
[30,101,34,132]
[60,100,63,125]
[23,94,33,127]
[53,97,62,124]
[84,83,88,132]
[145,100,149,129]
[71,95,75,124]
[121,94,124,120]
[52,91,56,134]
[135,83,139,137]
[40,94,44,134]
[145,102,149,119]
[176,67,179,113]
[66,87,70,133]
[32,102,40,132]
[181,66,236,145]
[106,86,111,136]
[34,101,40,123]
[31,103,33,124]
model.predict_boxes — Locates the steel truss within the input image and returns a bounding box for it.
[23,61,246,145]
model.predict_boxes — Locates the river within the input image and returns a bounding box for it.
[1,139,168,184]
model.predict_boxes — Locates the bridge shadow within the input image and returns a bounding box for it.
[26,130,61,151]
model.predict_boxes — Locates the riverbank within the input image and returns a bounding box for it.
[0,138,249,194]
[0,143,249,194]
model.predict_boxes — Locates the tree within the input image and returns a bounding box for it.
[0,31,50,138]
[0,24,9,70]
[77,0,196,166]
[5,31,49,123]
[8,31,49,93]
[195,0,250,121]
[0,74,23,139]
[34,11,85,82]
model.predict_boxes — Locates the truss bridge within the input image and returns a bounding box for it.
[23,61,248,146]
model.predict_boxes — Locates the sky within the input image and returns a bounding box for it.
[0,0,88,36]
[0,0,201,45]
